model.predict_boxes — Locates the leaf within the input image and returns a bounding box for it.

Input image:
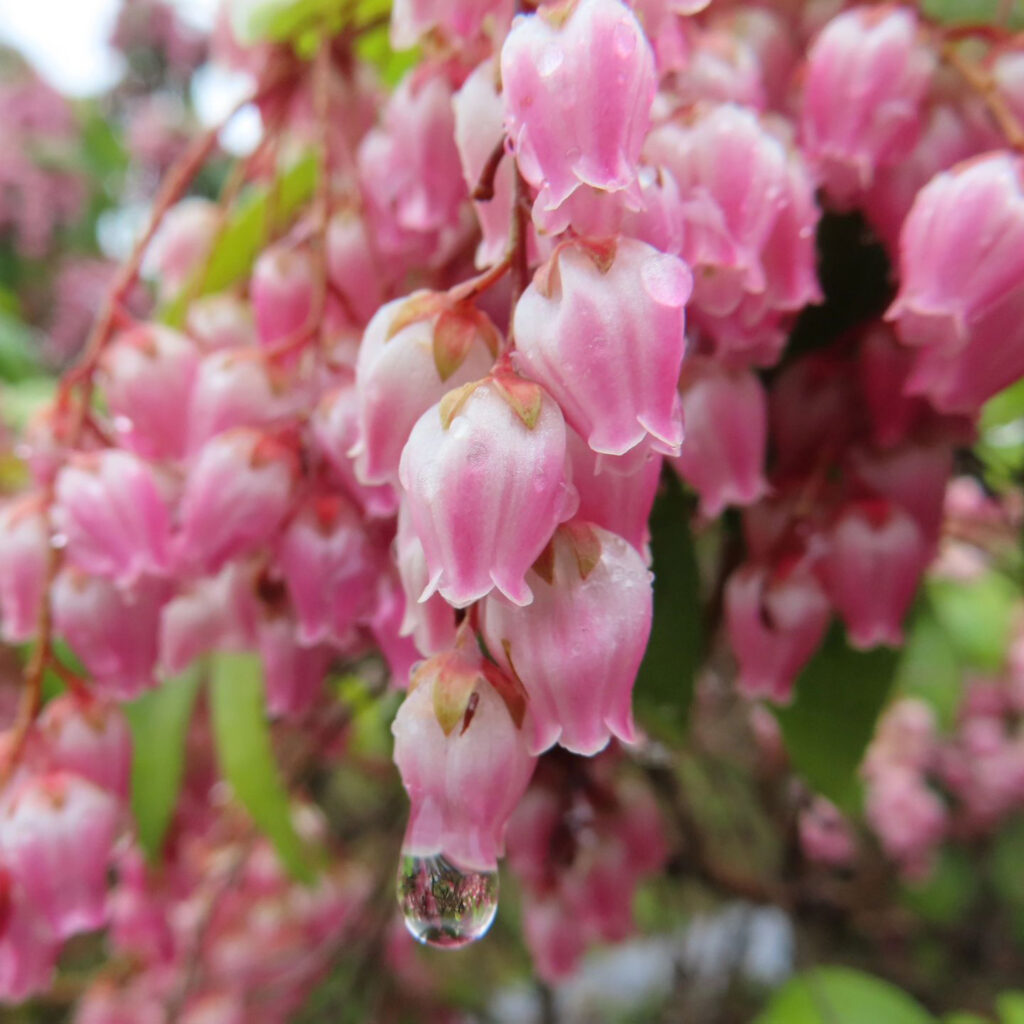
[999,994,1024,1024]
[928,572,1017,673]
[921,0,1024,27]
[902,847,978,926]
[774,623,900,813]
[231,0,347,44]
[160,153,318,327]
[209,652,315,883]
[944,1015,992,1024]
[755,967,937,1024]
[894,601,963,730]
[0,310,42,383]
[123,666,203,859]
[633,472,702,740]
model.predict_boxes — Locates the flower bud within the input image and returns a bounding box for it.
[250,244,313,347]
[0,868,57,1002]
[325,208,386,325]
[0,495,48,643]
[144,197,220,298]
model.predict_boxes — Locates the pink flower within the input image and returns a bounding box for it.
[99,324,199,460]
[887,153,1024,413]
[390,0,511,49]
[481,521,651,754]
[398,367,577,608]
[176,430,298,573]
[0,495,48,643]
[0,868,57,1002]
[186,294,258,352]
[144,198,220,299]
[819,499,928,649]
[513,238,691,457]
[54,451,172,585]
[0,772,119,940]
[725,561,831,703]
[351,293,497,488]
[800,5,934,203]
[501,0,656,215]
[673,358,768,517]
[258,617,333,719]
[391,637,536,871]
[798,797,855,867]
[250,244,313,347]
[325,209,386,325]
[864,765,946,877]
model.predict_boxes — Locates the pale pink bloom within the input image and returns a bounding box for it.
[391,0,511,49]
[566,429,661,555]
[144,198,220,299]
[351,293,496,488]
[250,244,313,347]
[798,797,855,866]
[864,698,937,777]
[725,561,831,703]
[710,6,799,110]
[394,500,457,657]
[54,451,172,584]
[0,772,119,939]
[391,641,536,871]
[99,324,199,459]
[325,209,386,326]
[819,499,927,649]
[864,765,946,877]
[187,349,298,451]
[522,893,587,982]
[36,695,132,800]
[514,238,691,457]
[502,0,656,215]
[258,617,332,720]
[0,869,57,1002]
[276,494,379,646]
[310,383,399,519]
[176,430,298,573]
[673,358,768,517]
[629,0,694,73]
[52,571,166,700]
[0,495,49,643]
[158,563,259,675]
[800,5,934,203]
[398,372,577,608]
[481,522,651,754]
[364,573,423,690]
[887,153,1024,413]
[672,26,768,111]
[186,294,258,352]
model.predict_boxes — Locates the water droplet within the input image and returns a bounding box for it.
[539,44,564,77]
[397,853,498,949]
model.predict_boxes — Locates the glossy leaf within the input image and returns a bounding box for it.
[124,665,203,859]
[209,651,315,883]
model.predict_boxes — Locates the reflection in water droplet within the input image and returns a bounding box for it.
[397,853,498,949]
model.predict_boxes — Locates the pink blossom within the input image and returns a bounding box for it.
[0,868,57,1002]
[250,244,314,347]
[145,198,220,299]
[258,617,333,719]
[0,495,49,643]
[391,0,511,49]
[325,209,386,326]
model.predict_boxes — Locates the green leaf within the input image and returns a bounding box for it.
[0,310,42,383]
[124,666,203,859]
[633,472,702,740]
[999,994,1024,1024]
[921,0,1024,27]
[775,624,900,813]
[209,652,315,883]
[943,1015,991,1024]
[902,847,978,925]
[160,153,318,327]
[755,967,937,1024]
[928,572,1017,673]
[231,0,348,44]
[894,601,963,730]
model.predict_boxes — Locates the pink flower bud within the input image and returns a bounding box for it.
[145,197,220,298]
[98,325,199,460]
[258,617,332,719]
[54,451,172,585]
[158,563,258,674]
[0,772,119,939]
[325,209,386,325]
[250,244,313,347]
[725,561,830,703]
[513,238,691,458]
[522,894,586,982]
[177,430,298,573]
[311,383,399,518]
[186,294,258,352]
[480,522,652,754]
[0,872,57,1001]
[798,797,855,866]
[351,293,497,488]
[36,695,132,800]
[398,370,577,607]
[0,495,48,643]
[187,349,297,451]
[800,5,933,203]
[820,499,927,649]
[276,494,380,646]
[887,153,1024,413]
[673,359,768,517]
[566,430,661,555]
[52,571,166,699]
[366,573,423,690]
[501,0,656,214]
[395,499,457,657]
[391,640,536,871]
[390,0,511,49]
[864,765,946,877]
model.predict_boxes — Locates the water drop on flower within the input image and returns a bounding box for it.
[396,853,498,949]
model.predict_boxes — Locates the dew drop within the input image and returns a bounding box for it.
[397,853,498,949]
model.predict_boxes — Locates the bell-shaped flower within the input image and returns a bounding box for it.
[390,0,511,49]
[398,365,577,608]
[0,869,58,1002]
[514,237,691,457]
[250,244,313,347]
[480,521,652,754]
[0,495,49,643]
